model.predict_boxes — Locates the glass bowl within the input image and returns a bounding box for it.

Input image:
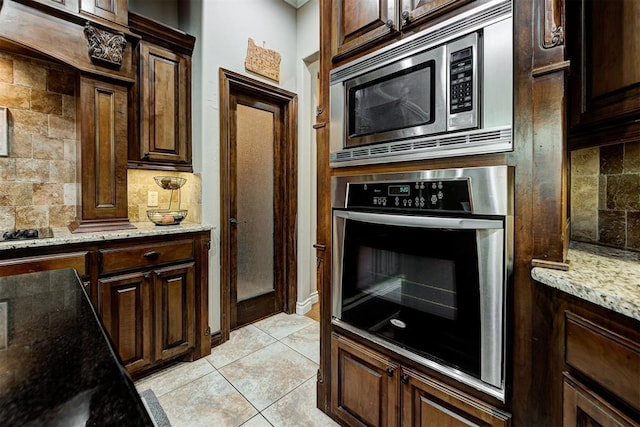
[153,176,187,190]
[146,209,188,226]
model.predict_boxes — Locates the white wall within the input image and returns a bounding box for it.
[178,0,319,332]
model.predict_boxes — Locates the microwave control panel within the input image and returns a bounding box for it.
[450,47,474,114]
[346,179,471,212]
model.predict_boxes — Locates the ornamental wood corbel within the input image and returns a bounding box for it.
[542,0,565,48]
[83,22,127,68]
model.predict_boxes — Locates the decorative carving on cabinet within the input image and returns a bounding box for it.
[542,0,564,48]
[84,23,127,67]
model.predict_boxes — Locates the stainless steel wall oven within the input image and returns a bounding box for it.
[332,166,513,401]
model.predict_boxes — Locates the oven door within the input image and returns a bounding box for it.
[332,210,505,394]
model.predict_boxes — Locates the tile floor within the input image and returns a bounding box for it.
[135,312,338,427]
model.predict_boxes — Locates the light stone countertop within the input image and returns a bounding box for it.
[0,222,213,251]
[532,241,640,321]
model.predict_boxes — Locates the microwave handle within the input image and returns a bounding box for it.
[334,210,503,230]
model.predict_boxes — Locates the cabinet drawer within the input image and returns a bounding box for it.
[0,252,88,277]
[99,240,194,275]
[565,312,640,409]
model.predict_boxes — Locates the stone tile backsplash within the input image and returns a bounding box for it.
[0,50,78,231]
[571,142,640,251]
[0,49,202,232]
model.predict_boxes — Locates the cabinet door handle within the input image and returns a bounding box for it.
[401,374,409,384]
[143,251,160,259]
[386,368,394,377]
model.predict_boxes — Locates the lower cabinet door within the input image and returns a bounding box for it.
[563,374,636,427]
[401,369,511,427]
[98,272,153,374]
[331,334,400,427]
[153,263,196,361]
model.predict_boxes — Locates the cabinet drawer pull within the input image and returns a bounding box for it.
[386,367,394,377]
[143,251,160,259]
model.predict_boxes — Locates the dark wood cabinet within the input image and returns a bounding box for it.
[80,0,128,27]
[399,0,472,30]
[129,12,195,172]
[98,271,153,374]
[97,237,200,374]
[70,76,134,233]
[332,333,400,426]
[136,41,191,167]
[566,0,640,147]
[533,284,640,427]
[153,263,195,362]
[331,333,511,427]
[401,369,510,427]
[563,374,637,427]
[331,0,397,62]
[0,229,211,377]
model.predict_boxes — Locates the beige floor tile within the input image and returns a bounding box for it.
[280,322,320,364]
[253,312,317,340]
[206,324,277,369]
[135,358,215,397]
[241,414,273,426]
[262,377,339,427]
[159,371,257,427]
[219,341,318,411]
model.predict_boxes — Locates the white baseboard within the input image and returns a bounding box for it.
[296,291,319,315]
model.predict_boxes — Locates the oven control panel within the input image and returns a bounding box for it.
[346,179,471,212]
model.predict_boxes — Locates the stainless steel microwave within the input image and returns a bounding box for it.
[329,0,513,167]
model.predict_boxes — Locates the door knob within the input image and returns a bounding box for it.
[230,218,238,225]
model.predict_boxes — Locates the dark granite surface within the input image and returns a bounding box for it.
[0,269,153,426]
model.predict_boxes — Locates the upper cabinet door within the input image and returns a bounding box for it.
[399,0,472,29]
[567,0,640,145]
[137,41,191,168]
[80,0,128,26]
[332,0,398,62]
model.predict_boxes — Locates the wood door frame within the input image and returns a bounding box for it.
[219,68,298,342]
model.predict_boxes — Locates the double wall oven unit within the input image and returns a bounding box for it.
[332,166,513,401]
[329,0,513,167]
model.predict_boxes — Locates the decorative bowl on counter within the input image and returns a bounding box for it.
[153,176,187,190]
[146,209,188,226]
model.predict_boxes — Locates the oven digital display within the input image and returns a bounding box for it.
[388,185,411,196]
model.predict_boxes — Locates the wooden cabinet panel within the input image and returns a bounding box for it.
[99,239,194,275]
[98,272,153,374]
[332,0,397,62]
[137,41,191,167]
[399,0,472,29]
[153,263,195,361]
[0,252,88,278]
[71,76,133,232]
[563,374,636,427]
[567,0,640,146]
[332,333,400,426]
[402,369,510,427]
[79,0,127,26]
[565,312,640,410]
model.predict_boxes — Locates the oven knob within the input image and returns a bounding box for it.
[431,195,438,204]
[403,199,407,206]
[408,200,412,207]
[432,183,437,189]
[395,197,400,206]
[415,182,419,189]
[438,191,444,199]
[420,183,425,190]
[373,198,377,205]
[382,198,387,206]
[438,182,443,189]
[420,201,425,207]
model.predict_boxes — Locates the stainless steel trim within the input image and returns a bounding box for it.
[332,318,506,402]
[332,165,510,216]
[333,210,503,230]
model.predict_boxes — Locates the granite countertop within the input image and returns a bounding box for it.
[532,241,640,321]
[0,221,214,251]
[0,269,153,425]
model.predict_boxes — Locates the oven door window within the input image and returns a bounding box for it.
[340,218,481,377]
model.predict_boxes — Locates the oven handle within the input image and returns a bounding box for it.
[334,210,503,230]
